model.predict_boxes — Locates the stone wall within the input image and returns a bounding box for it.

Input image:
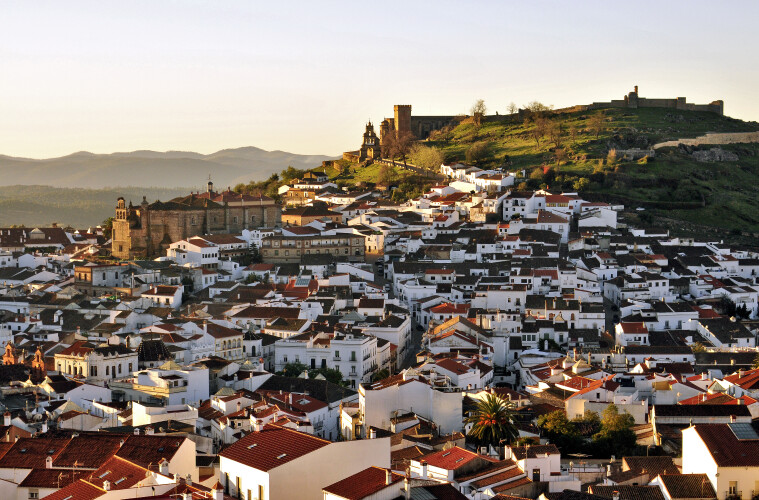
[653,131,759,149]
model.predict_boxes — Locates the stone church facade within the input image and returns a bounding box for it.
[112,182,280,260]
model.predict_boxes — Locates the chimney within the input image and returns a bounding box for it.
[133,428,140,435]
[182,493,192,500]
[385,468,392,485]
[288,393,293,406]
[421,460,428,479]
[103,480,111,491]
[702,372,707,381]
[730,415,737,423]
[237,401,241,413]
[186,474,193,486]
[45,456,52,469]
[404,476,411,500]
[3,412,10,426]
[738,369,745,378]
[212,481,224,500]
[159,459,169,475]
[41,421,47,433]
[613,491,620,500]
[145,426,154,435]
[369,428,376,439]
[254,419,263,432]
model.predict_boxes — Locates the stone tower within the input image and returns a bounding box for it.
[394,105,412,136]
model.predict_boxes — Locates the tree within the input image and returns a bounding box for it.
[572,410,601,437]
[382,130,415,165]
[507,102,518,115]
[464,393,518,448]
[465,142,489,165]
[101,216,115,240]
[525,101,553,115]
[573,178,590,191]
[409,144,445,175]
[372,369,390,382]
[592,404,636,457]
[280,362,308,377]
[589,113,605,139]
[537,410,582,452]
[569,125,578,143]
[547,120,563,148]
[471,99,487,127]
[529,117,549,147]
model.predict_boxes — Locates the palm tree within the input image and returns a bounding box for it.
[465,393,518,449]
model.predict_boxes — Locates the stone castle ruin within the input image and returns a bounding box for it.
[343,105,457,162]
[581,86,723,115]
[343,88,724,162]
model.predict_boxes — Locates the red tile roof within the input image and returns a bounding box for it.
[420,446,488,470]
[0,437,69,469]
[219,425,329,471]
[115,435,186,469]
[40,480,104,500]
[322,466,403,499]
[692,424,759,466]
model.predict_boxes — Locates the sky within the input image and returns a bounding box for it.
[1,0,757,159]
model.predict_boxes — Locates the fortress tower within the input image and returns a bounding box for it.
[394,105,412,136]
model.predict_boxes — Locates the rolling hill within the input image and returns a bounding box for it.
[424,107,759,242]
[0,147,337,190]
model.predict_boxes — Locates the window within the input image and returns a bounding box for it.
[118,364,121,374]
[106,366,109,376]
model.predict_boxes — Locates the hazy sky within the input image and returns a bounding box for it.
[1,1,757,158]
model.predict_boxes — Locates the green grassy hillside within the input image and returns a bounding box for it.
[426,107,759,240]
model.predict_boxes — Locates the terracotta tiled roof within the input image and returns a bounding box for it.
[691,423,759,466]
[656,474,716,499]
[0,437,69,469]
[40,480,104,500]
[509,444,560,460]
[589,485,666,500]
[322,466,403,500]
[219,425,329,471]
[420,446,487,470]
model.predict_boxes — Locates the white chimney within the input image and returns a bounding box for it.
[103,480,111,491]
[237,401,241,413]
[182,493,192,500]
[369,428,376,439]
[613,492,619,500]
[41,421,47,433]
[385,469,392,485]
[145,426,154,435]
[254,419,263,432]
[212,481,224,500]
[3,412,10,426]
[159,459,169,475]
[45,456,52,469]
[404,477,411,500]
[288,393,293,405]
[421,460,428,479]
[730,414,737,423]
[133,428,140,435]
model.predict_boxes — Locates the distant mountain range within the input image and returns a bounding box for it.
[0,147,338,189]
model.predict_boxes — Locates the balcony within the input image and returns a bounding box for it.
[725,492,741,500]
